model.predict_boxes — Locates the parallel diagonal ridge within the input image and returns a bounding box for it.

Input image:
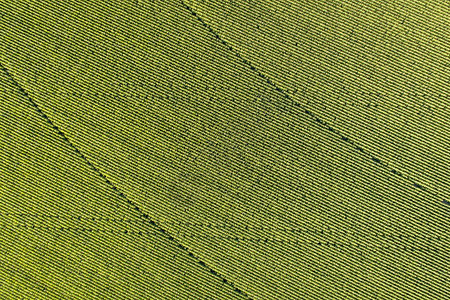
[180,0,436,197]
[0,62,252,300]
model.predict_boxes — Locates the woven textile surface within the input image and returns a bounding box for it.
[0,0,449,299]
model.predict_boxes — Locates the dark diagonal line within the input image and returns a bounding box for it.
[180,1,436,197]
[0,62,251,300]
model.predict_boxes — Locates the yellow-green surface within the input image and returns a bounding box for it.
[0,0,449,299]
[185,0,450,198]
[0,59,244,299]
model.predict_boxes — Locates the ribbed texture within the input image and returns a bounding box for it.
[0,0,449,299]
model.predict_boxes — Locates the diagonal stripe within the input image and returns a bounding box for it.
[180,0,436,197]
[0,61,252,300]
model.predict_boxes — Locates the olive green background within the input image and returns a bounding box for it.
[0,0,449,299]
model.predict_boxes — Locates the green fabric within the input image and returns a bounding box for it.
[0,0,449,299]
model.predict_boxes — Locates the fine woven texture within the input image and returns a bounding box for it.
[0,0,449,299]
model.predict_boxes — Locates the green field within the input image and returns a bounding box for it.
[0,0,449,299]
